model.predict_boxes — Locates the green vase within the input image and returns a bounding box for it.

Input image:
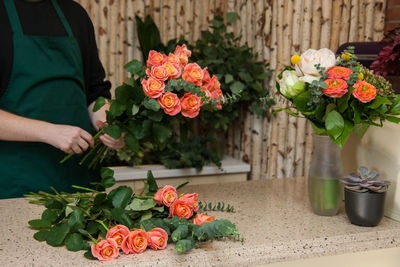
[308,134,343,216]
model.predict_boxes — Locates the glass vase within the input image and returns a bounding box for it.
[308,134,343,216]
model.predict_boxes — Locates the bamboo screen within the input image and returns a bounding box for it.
[75,0,387,179]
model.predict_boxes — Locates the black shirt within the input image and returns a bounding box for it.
[0,0,111,104]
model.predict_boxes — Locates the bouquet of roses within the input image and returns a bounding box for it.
[26,169,239,260]
[276,46,400,147]
[61,44,225,168]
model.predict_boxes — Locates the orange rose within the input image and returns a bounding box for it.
[141,77,165,98]
[170,199,194,219]
[179,193,198,211]
[164,62,182,79]
[158,92,181,116]
[167,52,181,65]
[182,63,204,86]
[192,213,215,227]
[202,67,211,83]
[146,65,169,81]
[200,86,212,106]
[106,225,130,248]
[175,44,192,57]
[121,229,149,254]
[322,78,348,98]
[211,88,225,110]
[91,238,119,261]
[352,80,377,103]
[147,50,166,67]
[180,93,201,118]
[326,66,353,80]
[204,75,220,93]
[153,185,178,207]
[147,228,168,250]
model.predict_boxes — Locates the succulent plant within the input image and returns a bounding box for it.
[340,166,391,193]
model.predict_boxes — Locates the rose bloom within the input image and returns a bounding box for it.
[147,50,166,67]
[322,78,348,98]
[211,88,225,110]
[167,52,181,65]
[153,185,178,207]
[158,92,181,116]
[352,80,377,103]
[164,62,182,79]
[180,93,201,118]
[182,63,204,86]
[106,225,130,248]
[121,229,149,254]
[204,75,220,93]
[192,213,215,227]
[200,86,212,106]
[202,67,211,83]
[326,66,353,80]
[179,193,199,211]
[169,198,194,219]
[147,228,168,250]
[295,48,336,83]
[146,65,169,81]
[91,238,119,261]
[141,77,165,98]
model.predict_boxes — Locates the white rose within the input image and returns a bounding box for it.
[295,48,336,83]
[277,70,306,98]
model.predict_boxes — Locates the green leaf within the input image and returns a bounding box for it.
[46,223,70,246]
[171,224,189,242]
[124,134,140,152]
[390,95,400,115]
[124,59,143,75]
[65,233,85,252]
[144,98,161,111]
[115,84,133,104]
[147,170,159,194]
[323,103,337,121]
[226,12,238,23]
[29,219,51,229]
[109,101,126,117]
[93,97,106,112]
[153,123,172,143]
[354,123,369,138]
[67,209,85,231]
[239,72,253,83]
[212,18,223,28]
[368,96,391,109]
[94,193,108,206]
[126,198,156,211]
[45,199,65,210]
[109,186,133,209]
[104,124,123,139]
[140,211,153,222]
[84,249,96,260]
[224,74,234,84]
[101,167,114,179]
[335,120,354,148]
[175,181,189,190]
[325,110,344,140]
[33,230,50,242]
[41,209,58,224]
[151,206,164,212]
[230,81,245,94]
[175,237,195,254]
[293,90,311,114]
[337,93,350,113]
[351,101,361,124]
[131,104,140,115]
[386,115,400,123]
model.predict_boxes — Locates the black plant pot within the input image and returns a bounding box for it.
[344,189,386,227]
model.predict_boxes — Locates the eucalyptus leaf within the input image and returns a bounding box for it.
[175,237,195,254]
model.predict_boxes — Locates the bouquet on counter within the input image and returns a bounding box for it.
[26,169,240,261]
[276,46,400,147]
[61,44,225,169]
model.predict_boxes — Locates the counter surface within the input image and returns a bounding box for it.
[1,177,399,266]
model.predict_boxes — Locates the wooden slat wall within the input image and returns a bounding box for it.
[76,0,387,179]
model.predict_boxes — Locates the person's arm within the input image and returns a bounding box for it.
[0,109,94,154]
[87,102,125,150]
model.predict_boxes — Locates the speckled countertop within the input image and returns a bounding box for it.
[1,177,400,266]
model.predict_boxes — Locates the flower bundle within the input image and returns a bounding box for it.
[26,169,239,260]
[276,46,400,147]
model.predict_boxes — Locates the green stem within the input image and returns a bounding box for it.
[79,140,102,165]
[88,145,107,169]
[71,185,101,193]
[87,233,98,245]
[50,187,72,203]
[134,195,154,199]
[96,220,109,232]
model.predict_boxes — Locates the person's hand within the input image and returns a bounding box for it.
[46,124,94,154]
[96,121,126,150]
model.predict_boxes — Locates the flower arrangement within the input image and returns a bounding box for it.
[26,169,240,260]
[62,45,225,169]
[276,46,400,147]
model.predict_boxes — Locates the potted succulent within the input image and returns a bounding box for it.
[340,167,391,226]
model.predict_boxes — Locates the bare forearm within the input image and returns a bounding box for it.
[0,109,53,142]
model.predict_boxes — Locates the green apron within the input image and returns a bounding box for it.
[0,0,97,199]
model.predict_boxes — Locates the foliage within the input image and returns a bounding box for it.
[198,201,235,213]
[276,46,400,148]
[370,27,400,76]
[340,166,391,193]
[26,168,240,257]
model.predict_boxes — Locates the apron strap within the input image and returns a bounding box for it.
[51,0,74,38]
[3,0,23,36]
